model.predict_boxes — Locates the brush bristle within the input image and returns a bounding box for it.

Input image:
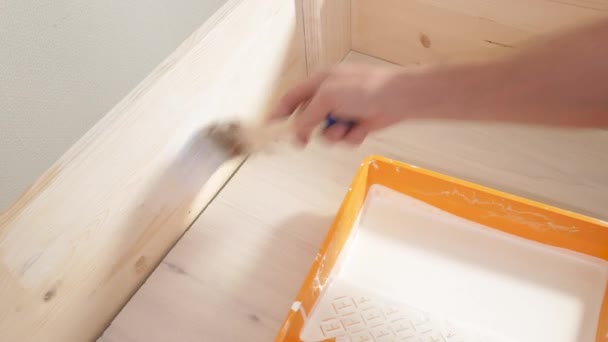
[205,121,249,156]
[205,117,292,156]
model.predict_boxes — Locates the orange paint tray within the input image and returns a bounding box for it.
[274,155,608,342]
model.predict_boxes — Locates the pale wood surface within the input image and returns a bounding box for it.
[0,0,306,340]
[352,0,608,65]
[101,51,608,342]
[301,0,352,73]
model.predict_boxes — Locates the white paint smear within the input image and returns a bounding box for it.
[300,184,608,342]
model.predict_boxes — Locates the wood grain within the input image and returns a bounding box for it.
[101,51,608,342]
[300,0,352,73]
[0,0,306,340]
[352,0,608,65]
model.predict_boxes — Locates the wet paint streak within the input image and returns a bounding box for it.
[417,188,579,233]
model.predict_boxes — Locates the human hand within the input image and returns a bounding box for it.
[268,22,608,142]
[266,64,413,146]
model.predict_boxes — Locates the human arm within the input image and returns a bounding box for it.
[267,19,608,145]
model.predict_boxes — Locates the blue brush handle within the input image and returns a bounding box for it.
[325,114,356,129]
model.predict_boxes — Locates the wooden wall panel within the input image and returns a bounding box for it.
[0,0,306,341]
[301,0,352,73]
[352,0,608,65]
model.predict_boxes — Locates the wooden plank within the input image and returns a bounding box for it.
[100,51,608,342]
[352,0,608,65]
[301,0,352,73]
[0,0,306,341]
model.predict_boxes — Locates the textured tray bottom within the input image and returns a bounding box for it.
[301,279,515,342]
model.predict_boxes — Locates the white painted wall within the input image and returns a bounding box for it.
[0,0,228,210]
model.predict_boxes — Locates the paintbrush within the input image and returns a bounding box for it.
[206,114,355,156]
[205,116,294,156]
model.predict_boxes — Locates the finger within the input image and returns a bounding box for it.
[265,72,327,122]
[343,124,369,146]
[323,123,350,143]
[294,92,333,144]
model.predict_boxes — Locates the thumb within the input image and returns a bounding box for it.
[293,91,334,144]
